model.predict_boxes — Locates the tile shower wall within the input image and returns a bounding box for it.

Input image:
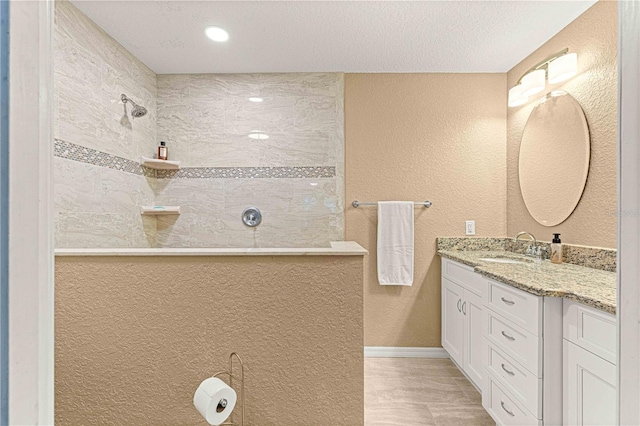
[154,74,344,247]
[54,1,345,248]
[54,0,157,248]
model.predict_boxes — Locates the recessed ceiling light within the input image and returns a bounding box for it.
[249,97,263,103]
[248,132,269,140]
[205,26,229,42]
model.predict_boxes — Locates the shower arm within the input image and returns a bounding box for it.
[120,94,139,107]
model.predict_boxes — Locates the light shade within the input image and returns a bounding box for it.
[508,84,528,107]
[548,53,578,84]
[520,69,546,97]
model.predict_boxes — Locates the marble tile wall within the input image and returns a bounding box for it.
[54,0,157,161]
[154,73,344,248]
[54,0,157,248]
[54,157,156,248]
[54,136,341,247]
[54,1,345,248]
[152,177,342,248]
[156,73,344,169]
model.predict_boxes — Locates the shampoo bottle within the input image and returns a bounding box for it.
[551,233,562,264]
[158,141,168,160]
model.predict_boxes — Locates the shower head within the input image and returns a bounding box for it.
[130,104,148,118]
[121,94,148,118]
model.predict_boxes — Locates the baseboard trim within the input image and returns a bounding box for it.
[364,346,450,358]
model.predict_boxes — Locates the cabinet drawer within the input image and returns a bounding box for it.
[486,342,542,419]
[487,279,542,336]
[486,310,541,376]
[483,376,541,426]
[442,258,484,297]
[563,300,616,364]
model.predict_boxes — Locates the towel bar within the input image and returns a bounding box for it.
[352,200,432,208]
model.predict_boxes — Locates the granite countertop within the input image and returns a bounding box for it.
[438,249,616,314]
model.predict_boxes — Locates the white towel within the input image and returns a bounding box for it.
[377,201,414,286]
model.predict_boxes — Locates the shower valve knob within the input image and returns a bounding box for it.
[242,207,262,227]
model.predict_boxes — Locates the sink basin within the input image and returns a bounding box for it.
[478,257,530,265]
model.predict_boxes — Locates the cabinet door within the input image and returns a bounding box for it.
[463,289,484,389]
[442,277,464,367]
[564,340,616,426]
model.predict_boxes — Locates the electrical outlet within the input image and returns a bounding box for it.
[465,221,476,235]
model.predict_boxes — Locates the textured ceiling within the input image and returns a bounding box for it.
[70,0,597,74]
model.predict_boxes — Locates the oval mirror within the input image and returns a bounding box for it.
[518,91,590,227]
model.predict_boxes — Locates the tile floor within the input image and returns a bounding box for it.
[364,358,495,425]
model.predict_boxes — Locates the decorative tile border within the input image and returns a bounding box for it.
[155,166,335,179]
[54,139,152,176]
[54,139,336,179]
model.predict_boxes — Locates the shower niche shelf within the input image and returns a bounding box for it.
[140,206,181,216]
[139,157,180,170]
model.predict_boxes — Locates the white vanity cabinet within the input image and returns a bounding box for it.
[482,279,562,426]
[441,258,487,389]
[563,300,617,425]
[441,256,617,426]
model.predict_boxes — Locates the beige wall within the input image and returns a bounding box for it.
[507,1,618,248]
[345,74,507,347]
[55,256,363,425]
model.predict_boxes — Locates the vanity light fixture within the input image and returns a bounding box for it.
[508,84,528,107]
[520,69,546,97]
[508,49,578,107]
[548,53,578,84]
[205,26,229,42]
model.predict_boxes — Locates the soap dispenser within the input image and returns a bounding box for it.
[551,233,562,264]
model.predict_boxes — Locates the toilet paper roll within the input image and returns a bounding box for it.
[193,377,237,425]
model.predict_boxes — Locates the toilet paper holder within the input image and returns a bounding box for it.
[211,352,245,426]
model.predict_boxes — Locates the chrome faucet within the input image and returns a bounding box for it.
[514,231,544,259]
[514,231,537,247]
